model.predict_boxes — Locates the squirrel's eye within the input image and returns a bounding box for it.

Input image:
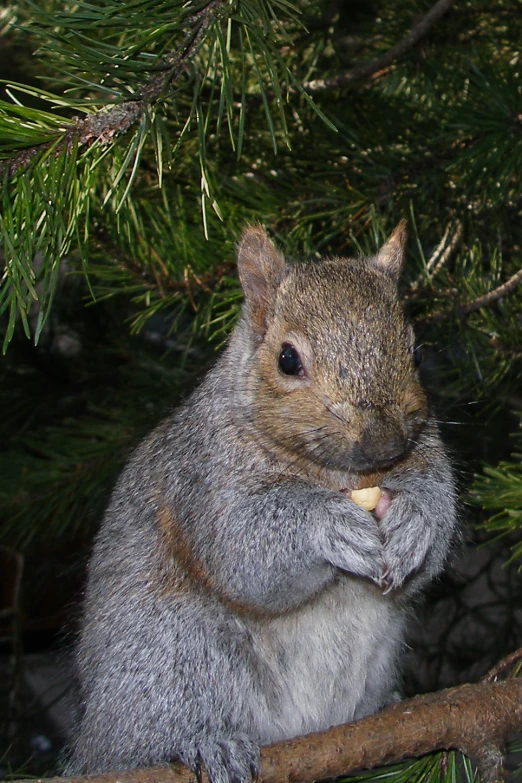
[278,344,304,377]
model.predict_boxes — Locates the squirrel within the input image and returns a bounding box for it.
[65,224,458,783]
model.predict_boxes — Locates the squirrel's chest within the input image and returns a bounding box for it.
[249,577,405,745]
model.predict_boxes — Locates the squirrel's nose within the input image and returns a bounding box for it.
[356,413,408,466]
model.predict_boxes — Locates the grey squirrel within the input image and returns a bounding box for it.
[65,224,458,782]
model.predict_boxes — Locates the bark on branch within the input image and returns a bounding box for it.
[24,677,522,783]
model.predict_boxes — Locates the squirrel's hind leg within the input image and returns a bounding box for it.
[66,589,264,782]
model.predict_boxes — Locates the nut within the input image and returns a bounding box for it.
[350,486,381,512]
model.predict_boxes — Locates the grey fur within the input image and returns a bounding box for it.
[65,228,458,782]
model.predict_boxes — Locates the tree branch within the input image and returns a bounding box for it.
[460,268,522,315]
[2,0,224,179]
[21,677,522,783]
[419,265,522,324]
[301,0,456,94]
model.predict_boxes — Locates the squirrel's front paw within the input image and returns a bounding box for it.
[320,500,385,585]
[179,734,259,783]
[379,494,433,591]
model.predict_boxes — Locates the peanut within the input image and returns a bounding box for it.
[350,486,381,512]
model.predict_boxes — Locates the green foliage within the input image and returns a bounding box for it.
[0,0,334,350]
[346,752,477,783]
[472,413,522,566]
[445,63,522,207]
[0,356,185,545]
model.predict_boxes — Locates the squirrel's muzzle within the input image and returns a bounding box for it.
[352,411,408,468]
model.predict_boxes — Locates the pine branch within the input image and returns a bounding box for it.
[301,0,456,93]
[20,676,522,783]
[2,0,224,180]
[460,267,522,315]
[92,228,235,301]
[417,264,522,324]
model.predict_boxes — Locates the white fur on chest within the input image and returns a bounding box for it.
[250,576,405,744]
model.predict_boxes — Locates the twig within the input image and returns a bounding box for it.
[21,677,522,783]
[410,221,463,291]
[93,229,235,298]
[416,265,522,324]
[2,0,224,179]
[301,0,456,93]
[482,646,522,683]
[460,267,522,315]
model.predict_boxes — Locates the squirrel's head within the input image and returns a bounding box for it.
[236,224,428,473]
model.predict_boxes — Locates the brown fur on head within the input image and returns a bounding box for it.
[237,224,427,475]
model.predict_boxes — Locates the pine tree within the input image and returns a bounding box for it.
[1,0,522,781]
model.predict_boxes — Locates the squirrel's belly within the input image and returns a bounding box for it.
[249,576,405,745]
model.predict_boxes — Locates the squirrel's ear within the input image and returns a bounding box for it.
[237,226,287,337]
[373,220,407,280]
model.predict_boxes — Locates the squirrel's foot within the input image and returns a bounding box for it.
[179,735,259,783]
